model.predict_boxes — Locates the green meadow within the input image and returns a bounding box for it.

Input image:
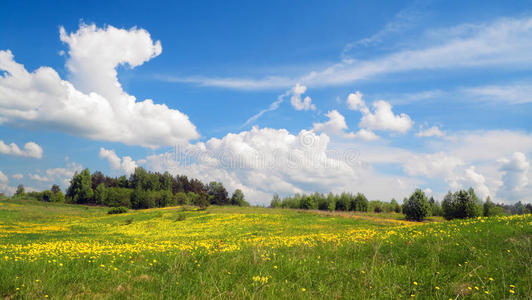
[0,198,530,299]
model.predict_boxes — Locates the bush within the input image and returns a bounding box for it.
[108,206,128,214]
[402,189,430,221]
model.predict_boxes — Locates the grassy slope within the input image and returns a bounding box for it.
[0,198,530,299]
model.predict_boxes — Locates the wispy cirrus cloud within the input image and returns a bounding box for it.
[160,16,532,90]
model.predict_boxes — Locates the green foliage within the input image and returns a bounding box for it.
[442,188,482,220]
[351,193,368,212]
[483,196,502,217]
[107,206,128,214]
[15,184,25,197]
[94,183,108,205]
[335,193,350,211]
[207,182,229,205]
[402,189,430,221]
[390,198,401,213]
[230,189,249,206]
[66,168,94,204]
[105,187,132,207]
[195,191,209,209]
[270,193,281,208]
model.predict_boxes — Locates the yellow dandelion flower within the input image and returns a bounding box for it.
[510,284,515,288]
[302,288,306,292]
[474,286,479,290]
[510,290,515,294]
[435,286,440,290]
[413,281,418,285]
[489,277,494,281]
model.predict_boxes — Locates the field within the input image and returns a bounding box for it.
[0,199,531,299]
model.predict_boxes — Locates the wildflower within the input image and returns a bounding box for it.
[413,281,418,285]
[474,286,479,290]
[467,286,472,290]
[510,284,515,288]
[488,277,494,281]
[302,288,306,292]
[484,291,489,294]
[510,290,515,294]
[435,286,440,290]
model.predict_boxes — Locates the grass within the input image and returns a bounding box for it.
[0,198,530,299]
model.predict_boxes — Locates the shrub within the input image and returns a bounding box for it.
[108,206,128,214]
[402,189,430,221]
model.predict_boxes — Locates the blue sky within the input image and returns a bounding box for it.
[1,0,531,204]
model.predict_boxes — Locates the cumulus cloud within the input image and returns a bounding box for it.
[99,148,138,175]
[463,166,491,200]
[0,140,43,158]
[290,84,316,111]
[346,91,368,113]
[12,174,23,180]
[416,126,445,138]
[313,110,378,141]
[29,173,49,182]
[404,152,464,179]
[345,92,412,133]
[359,100,413,133]
[0,24,199,148]
[140,126,418,205]
[497,152,530,199]
[28,161,83,187]
[0,170,8,183]
[0,170,16,195]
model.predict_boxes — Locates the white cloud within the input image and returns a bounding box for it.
[313,110,378,141]
[359,100,413,133]
[0,170,8,183]
[0,170,16,195]
[12,174,23,180]
[290,83,315,111]
[28,161,83,187]
[172,16,532,90]
[497,152,530,199]
[242,90,290,127]
[99,147,138,175]
[346,91,369,113]
[416,126,444,138]
[29,173,49,182]
[463,81,532,104]
[404,152,464,179]
[141,126,419,205]
[0,140,43,158]
[0,24,199,148]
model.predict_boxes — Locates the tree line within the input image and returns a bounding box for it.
[271,188,532,221]
[13,167,249,209]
